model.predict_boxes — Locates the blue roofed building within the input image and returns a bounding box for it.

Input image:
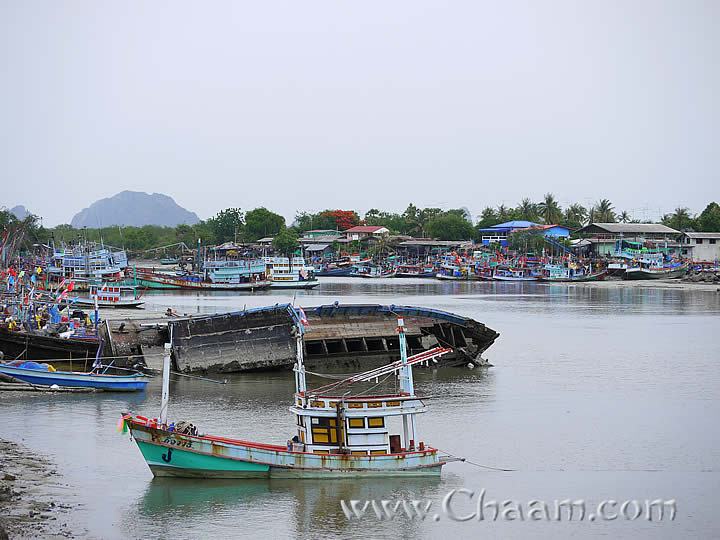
[478,221,570,247]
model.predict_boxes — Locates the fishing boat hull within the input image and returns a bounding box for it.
[314,267,353,277]
[492,275,538,281]
[67,298,145,309]
[435,273,466,281]
[539,271,607,283]
[0,329,99,362]
[0,365,149,391]
[394,272,436,278]
[269,280,320,289]
[135,274,271,291]
[623,266,688,280]
[126,420,445,478]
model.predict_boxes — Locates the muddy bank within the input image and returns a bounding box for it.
[0,439,79,539]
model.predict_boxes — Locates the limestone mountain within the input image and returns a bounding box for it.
[70,191,200,228]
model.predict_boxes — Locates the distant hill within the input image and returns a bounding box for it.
[70,191,200,228]
[9,205,31,220]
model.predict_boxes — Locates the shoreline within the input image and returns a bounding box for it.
[0,438,78,539]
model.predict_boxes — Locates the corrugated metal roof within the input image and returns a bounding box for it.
[345,226,388,233]
[305,244,331,251]
[577,223,680,234]
[491,220,539,228]
[683,232,720,238]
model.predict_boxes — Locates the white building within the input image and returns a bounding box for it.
[680,232,720,262]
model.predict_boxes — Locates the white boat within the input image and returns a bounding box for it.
[265,257,320,289]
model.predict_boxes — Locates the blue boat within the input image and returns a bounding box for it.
[0,362,149,392]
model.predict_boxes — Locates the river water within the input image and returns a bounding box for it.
[1,279,719,539]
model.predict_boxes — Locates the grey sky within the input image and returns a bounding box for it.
[1,0,718,227]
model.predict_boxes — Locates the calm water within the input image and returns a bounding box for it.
[2,279,719,539]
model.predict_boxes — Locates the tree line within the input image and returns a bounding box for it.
[1,197,719,253]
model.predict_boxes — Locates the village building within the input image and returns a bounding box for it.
[344,225,390,241]
[679,232,720,262]
[395,239,472,258]
[478,221,570,247]
[574,223,681,256]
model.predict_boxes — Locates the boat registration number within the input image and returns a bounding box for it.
[163,437,193,448]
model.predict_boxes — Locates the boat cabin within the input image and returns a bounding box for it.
[290,393,426,456]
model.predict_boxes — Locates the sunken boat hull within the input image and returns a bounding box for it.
[169,304,499,373]
[0,328,99,364]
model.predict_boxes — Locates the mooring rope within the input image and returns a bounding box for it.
[437,449,516,472]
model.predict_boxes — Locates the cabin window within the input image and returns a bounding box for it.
[311,400,325,408]
[370,449,387,455]
[328,401,339,408]
[696,239,703,244]
[386,401,401,407]
[711,239,717,245]
[297,416,304,426]
[348,402,364,409]
[367,417,385,428]
[348,418,365,429]
[367,402,382,408]
[311,417,339,444]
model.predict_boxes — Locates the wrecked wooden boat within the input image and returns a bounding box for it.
[166,303,499,373]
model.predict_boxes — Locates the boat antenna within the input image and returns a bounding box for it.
[159,342,172,425]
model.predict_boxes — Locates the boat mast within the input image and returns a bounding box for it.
[159,342,171,425]
[397,318,417,450]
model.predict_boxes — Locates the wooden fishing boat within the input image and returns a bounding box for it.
[133,272,271,291]
[0,362,149,391]
[538,264,607,283]
[121,318,459,478]
[350,264,394,278]
[624,264,688,280]
[492,267,539,281]
[394,264,436,278]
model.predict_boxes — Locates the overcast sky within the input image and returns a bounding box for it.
[1,0,718,226]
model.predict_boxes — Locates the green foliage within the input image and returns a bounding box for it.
[475,207,499,229]
[537,193,563,224]
[590,199,616,223]
[206,208,244,243]
[661,207,694,231]
[509,231,547,253]
[697,202,720,232]
[425,213,474,240]
[244,207,285,241]
[563,204,588,229]
[516,198,539,221]
[272,228,299,256]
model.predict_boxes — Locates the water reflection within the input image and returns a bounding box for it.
[133,476,442,538]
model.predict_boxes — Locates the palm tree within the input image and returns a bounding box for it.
[592,199,616,223]
[563,203,588,228]
[536,193,563,224]
[516,198,538,221]
[619,211,631,223]
[661,207,693,231]
[496,204,511,222]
